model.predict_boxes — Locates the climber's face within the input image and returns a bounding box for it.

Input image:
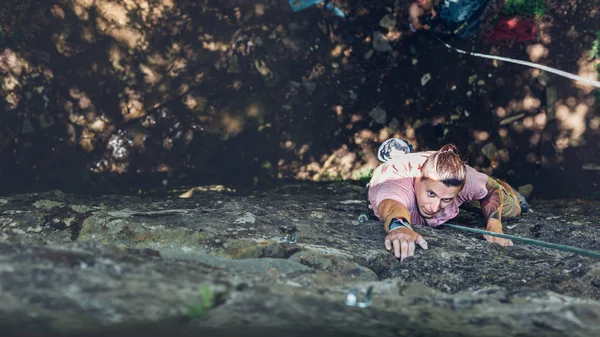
[417,0,429,8]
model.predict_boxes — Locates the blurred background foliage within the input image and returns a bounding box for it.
[0,0,598,198]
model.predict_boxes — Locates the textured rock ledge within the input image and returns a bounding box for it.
[0,183,599,336]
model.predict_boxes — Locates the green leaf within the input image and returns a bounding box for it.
[186,285,214,319]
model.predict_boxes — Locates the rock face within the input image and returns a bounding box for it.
[1,184,600,337]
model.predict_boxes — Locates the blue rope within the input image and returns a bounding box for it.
[442,223,600,259]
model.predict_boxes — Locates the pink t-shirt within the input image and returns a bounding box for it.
[367,152,489,227]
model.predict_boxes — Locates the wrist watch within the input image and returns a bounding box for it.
[389,217,413,232]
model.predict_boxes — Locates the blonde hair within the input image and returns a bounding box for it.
[421,144,467,187]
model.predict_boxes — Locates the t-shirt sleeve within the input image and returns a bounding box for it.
[367,153,429,220]
[369,177,416,220]
[457,165,489,203]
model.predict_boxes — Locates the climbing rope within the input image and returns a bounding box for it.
[434,35,600,88]
[442,223,600,259]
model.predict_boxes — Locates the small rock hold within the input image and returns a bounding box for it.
[28,226,43,233]
[538,71,550,86]
[39,114,55,129]
[302,79,317,95]
[389,117,400,131]
[22,118,35,134]
[369,106,387,124]
[409,44,418,56]
[372,31,393,52]
[379,14,396,30]
[234,212,256,225]
[421,73,431,86]
[481,143,498,160]
[33,200,64,209]
[468,75,478,85]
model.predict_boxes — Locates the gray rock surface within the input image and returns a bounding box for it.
[1,184,600,336]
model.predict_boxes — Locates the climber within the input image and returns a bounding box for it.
[408,0,497,39]
[409,0,441,32]
[368,138,528,262]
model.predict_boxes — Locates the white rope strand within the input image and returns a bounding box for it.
[436,37,600,88]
